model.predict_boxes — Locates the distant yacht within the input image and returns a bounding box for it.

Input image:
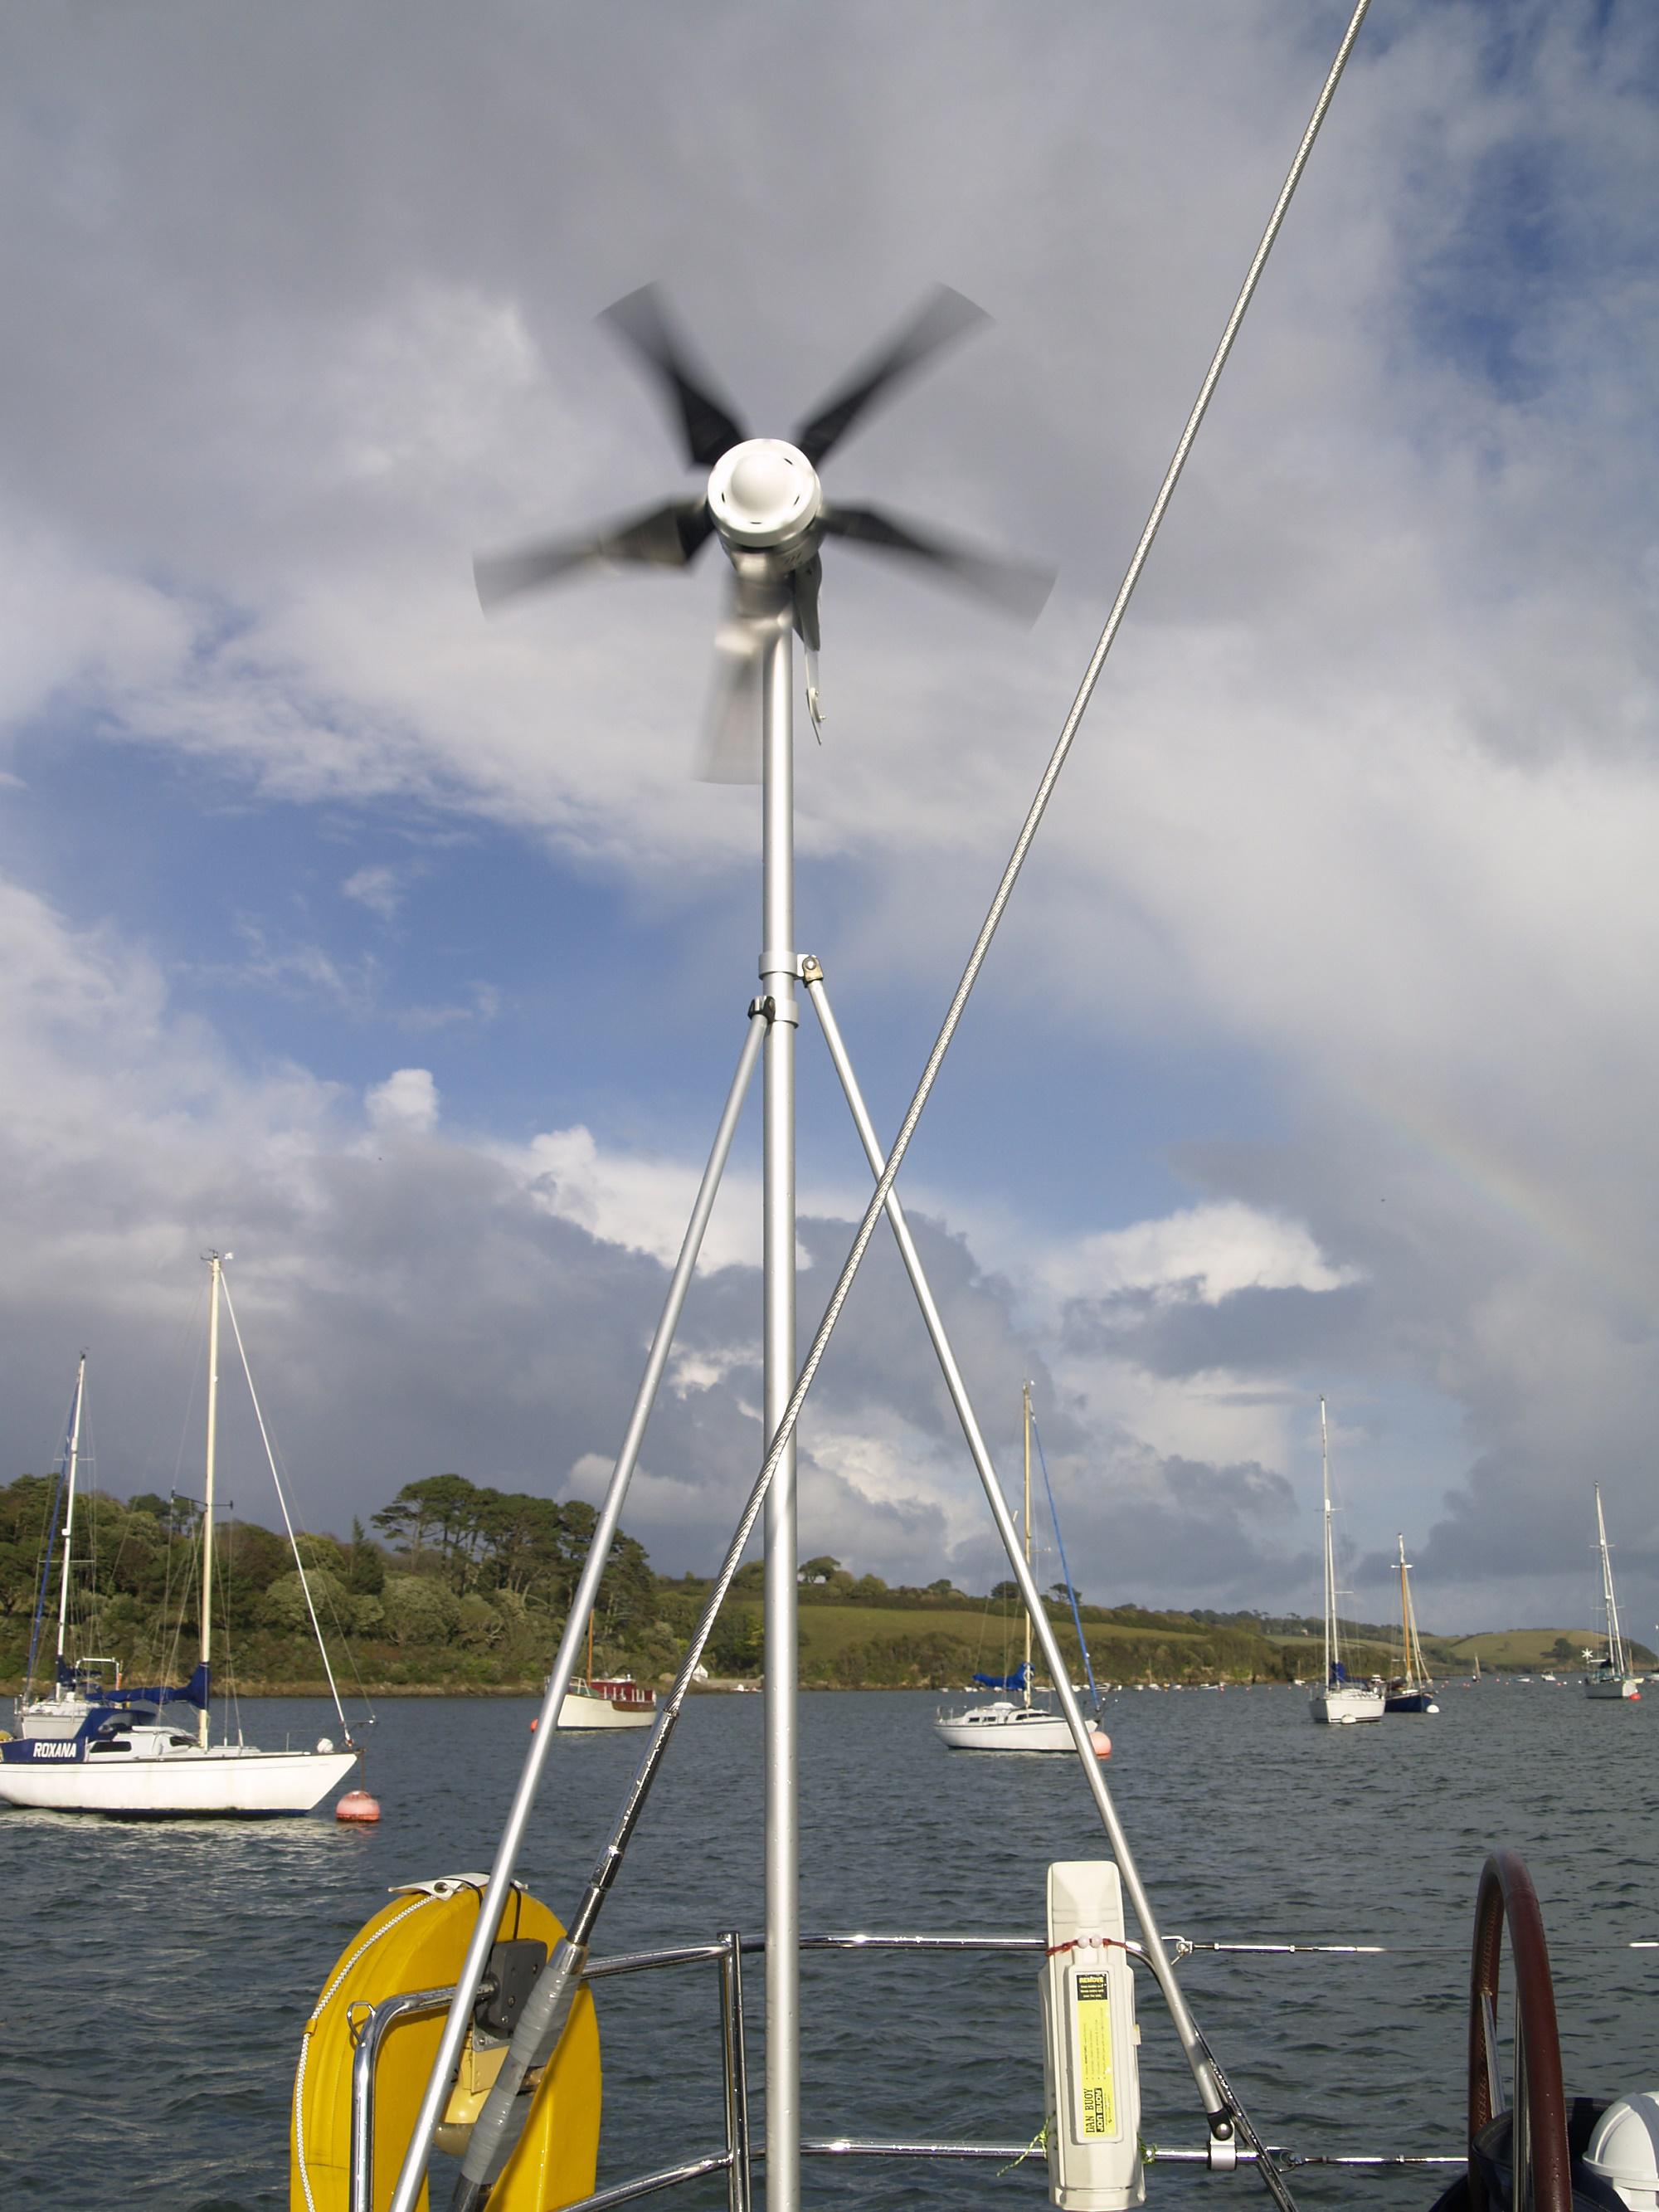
[1308,1399,1383,1725]
[1582,1487,1641,1702]
[935,1385,1108,1754]
[1383,1535,1438,1714]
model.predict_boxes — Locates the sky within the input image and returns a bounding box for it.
[2,0,1657,1637]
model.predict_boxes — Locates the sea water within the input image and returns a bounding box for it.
[2,1679,1655,2209]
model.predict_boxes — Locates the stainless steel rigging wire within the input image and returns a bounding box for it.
[395,4,1376,2205]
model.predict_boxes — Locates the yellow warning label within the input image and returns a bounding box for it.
[1070,1968,1116,2138]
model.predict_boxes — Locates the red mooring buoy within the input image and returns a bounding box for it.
[1089,1730,1112,1759]
[336,1788,381,1824]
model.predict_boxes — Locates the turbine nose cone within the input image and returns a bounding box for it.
[708,437,821,547]
[730,446,800,514]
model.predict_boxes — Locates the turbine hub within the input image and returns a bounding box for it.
[707,438,821,549]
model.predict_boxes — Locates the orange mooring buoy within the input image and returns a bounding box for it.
[1090,1730,1112,1759]
[336,1787,381,1824]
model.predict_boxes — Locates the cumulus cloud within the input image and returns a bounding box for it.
[366,1067,440,1136]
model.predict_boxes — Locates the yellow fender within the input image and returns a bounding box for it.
[290,1879,601,2212]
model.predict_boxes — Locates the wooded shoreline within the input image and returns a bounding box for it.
[5,1468,1643,1701]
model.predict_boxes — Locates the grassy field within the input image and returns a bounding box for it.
[708,1600,1292,1688]
[785,1605,1222,1662]
[1445,1629,1655,1669]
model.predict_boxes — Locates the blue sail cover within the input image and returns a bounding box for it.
[1329,1660,1350,1685]
[58,1659,211,1711]
[972,1663,1034,1692]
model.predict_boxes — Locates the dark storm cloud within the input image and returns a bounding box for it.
[1062,1280,1372,1380]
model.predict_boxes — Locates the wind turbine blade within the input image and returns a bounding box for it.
[697,588,766,783]
[791,286,989,465]
[820,502,1053,624]
[601,284,749,469]
[790,554,822,655]
[791,556,825,736]
[474,499,713,609]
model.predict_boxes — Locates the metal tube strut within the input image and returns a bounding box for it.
[802,964,1227,2125]
[385,1005,766,2212]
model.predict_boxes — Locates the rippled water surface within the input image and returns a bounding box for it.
[4,1681,1657,2209]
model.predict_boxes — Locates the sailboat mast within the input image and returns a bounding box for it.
[1022,1382,1034,1710]
[1396,1532,1409,1686]
[200,1252,221,1749]
[1595,1485,1624,1675]
[53,1352,87,1669]
[1321,1397,1335,1686]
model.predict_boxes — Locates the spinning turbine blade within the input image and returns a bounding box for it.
[820,503,1054,624]
[791,556,825,735]
[601,284,749,468]
[791,285,989,465]
[474,499,713,609]
[791,556,822,655]
[698,584,766,783]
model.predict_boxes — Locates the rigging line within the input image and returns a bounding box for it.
[1029,1410,1099,1713]
[218,1277,352,1742]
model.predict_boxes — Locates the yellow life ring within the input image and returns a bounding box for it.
[290,1878,601,2212]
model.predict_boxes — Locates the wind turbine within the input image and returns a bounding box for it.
[467,286,1051,2212]
[474,280,1052,771]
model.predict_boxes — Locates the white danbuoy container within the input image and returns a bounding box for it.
[1040,1861,1144,2209]
[1584,2094,1659,2210]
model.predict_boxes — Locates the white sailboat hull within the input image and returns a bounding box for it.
[0,1744,358,1816]
[1584,1676,1641,1702]
[935,1702,1093,1753]
[1309,1684,1384,1725]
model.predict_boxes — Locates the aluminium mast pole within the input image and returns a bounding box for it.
[1321,1397,1334,1689]
[201,1253,221,1749]
[1023,1382,1033,1710]
[759,588,800,2212]
[53,1353,87,1671]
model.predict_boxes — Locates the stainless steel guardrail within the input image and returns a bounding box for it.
[346,1926,1460,2212]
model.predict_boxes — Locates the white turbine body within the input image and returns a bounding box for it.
[707,437,823,558]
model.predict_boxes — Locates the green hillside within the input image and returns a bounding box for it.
[1447,1629,1655,1671]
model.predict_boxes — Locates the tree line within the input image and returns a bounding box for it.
[0,1469,664,1690]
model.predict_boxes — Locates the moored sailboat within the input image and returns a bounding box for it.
[0,1255,361,1815]
[1308,1397,1383,1725]
[1384,1533,1439,1714]
[1582,1486,1641,1703]
[555,1605,656,1731]
[935,1384,1108,1753]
